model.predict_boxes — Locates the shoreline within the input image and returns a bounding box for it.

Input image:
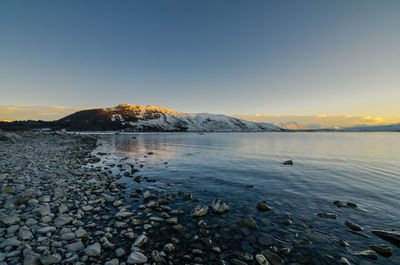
[0,132,398,265]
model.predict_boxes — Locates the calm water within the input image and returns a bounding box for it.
[95,132,400,264]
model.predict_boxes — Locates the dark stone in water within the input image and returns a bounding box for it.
[257,202,271,211]
[370,244,392,257]
[240,241,255,253]
[333,200,346,207]
[283,160,293,165]
[345,220,362,231]
[241,216,259,230]
[371,230,400,248]
[317,212,337,219]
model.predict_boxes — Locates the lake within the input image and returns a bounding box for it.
[93,132,400,264]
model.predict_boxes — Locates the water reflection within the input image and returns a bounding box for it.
[96,132,400,264]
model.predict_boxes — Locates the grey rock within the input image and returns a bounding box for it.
[127,252,147,264]
[66,241,84,252]
[85,242,102,256]
[105,258,119,265]
[191,206,209,217]
[0,237,22,248]
[39,254,62,265]
[133,234,148,248]
[54,214,73,226]
[0,214,20,225]
[255,254,270,265]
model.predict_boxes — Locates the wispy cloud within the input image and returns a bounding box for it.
[0,105,85,121]
[235,114,400,129]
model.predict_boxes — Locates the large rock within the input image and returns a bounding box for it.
[211,199,230,214]
[85,242,102,256]
[127,252,147,264]
[0,214,20,226]
[0,236,22,248]
[371,230,400,247]
[133,234,148,248]
[54,214,73,226]
[191,206,209,217]
[39,254,62,265]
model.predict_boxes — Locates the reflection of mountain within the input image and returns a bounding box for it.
[0,104,280,132]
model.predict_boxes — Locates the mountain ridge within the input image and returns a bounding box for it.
[46,104,281,132]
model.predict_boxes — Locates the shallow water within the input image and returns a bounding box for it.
[95,132,400,264]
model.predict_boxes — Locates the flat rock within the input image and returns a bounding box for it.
[85,242,102,256]
[39,254,62,265]
[54,214,73,226]
[0,214,21,226]
[0,237,22,248]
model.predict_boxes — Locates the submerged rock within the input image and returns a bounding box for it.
[261,249,284,265]
[211,199,230,214]
[316,212,337,219]
[354,250,378,260]
[345,220,363,231]
[370,244,392,257]
[371,230,400,247]
[241,216,259,230]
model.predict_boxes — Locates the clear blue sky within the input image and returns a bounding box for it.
[1,0,399,118]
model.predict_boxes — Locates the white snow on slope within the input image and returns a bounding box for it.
[107,104,281,132]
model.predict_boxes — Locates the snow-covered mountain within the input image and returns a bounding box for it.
[57,104,281,132]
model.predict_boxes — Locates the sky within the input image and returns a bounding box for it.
[1,0,399,125]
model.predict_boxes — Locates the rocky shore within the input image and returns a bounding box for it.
[0,132,399,265]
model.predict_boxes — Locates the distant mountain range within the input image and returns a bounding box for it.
[0,104,398,132]
[0,104,281,132]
